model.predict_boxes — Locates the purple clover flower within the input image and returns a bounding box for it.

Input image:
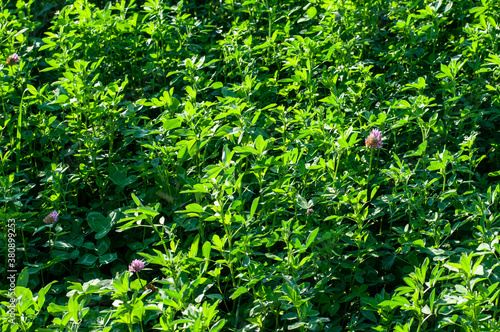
[43,210,59,224]
[365,128,383,150]
[6,53,19,66]
[129,259,145,273]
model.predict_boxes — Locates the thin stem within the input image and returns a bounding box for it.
[333,150,341,183]
[148,216,168,255]
[16,89,27,173]
[20,228,28,262]
[442,172,446,193]
[135,272,145,288]
[366,150,374,200]
[48,231,53,259]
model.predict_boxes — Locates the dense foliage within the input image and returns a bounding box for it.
[2,0,500,331]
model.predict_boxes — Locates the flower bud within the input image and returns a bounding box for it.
[6,53,19,66]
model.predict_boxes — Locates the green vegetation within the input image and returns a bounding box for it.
[2,0,500,330]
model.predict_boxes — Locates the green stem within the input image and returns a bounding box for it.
[16,90,27,173]
[148,216,168,255]
[366,150,374,200]
[48,231,53,259]
[135,272,145,288]
[332,150,341,183]
[442,172,446,193]
[20,228,28,262]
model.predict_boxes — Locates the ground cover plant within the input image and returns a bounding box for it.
[2,0,500,330]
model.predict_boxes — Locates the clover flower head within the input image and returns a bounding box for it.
[129,259,145,273]
[306,208,314,215]
[365,128,383,150]
[6,53,19,66]
[43,210,59,224]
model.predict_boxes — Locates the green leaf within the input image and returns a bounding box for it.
[211,82,223,89]
[26,84,38,96]
[255,135,266,154]
[250,197,260,220]
[203,165,224,180]
[338,138,349,149]
[306,6,317,19]
[17,267,29,288]
[407,141,427,157]
[96,238,110,254]
[37,281,57,309]
[379,296,410,308]
[230,287,248,300]
[164,289,183,301]
[305,228,319,249]
[76,253,98,266]
[99,253,118,265]
[138,250,165,267]
[298,255,311,267]
[438,63,452,79]
[212,234,224,250]
[190,235,200,258]
[289,322,307,330]
[429,289,436,313]
[163,118,182,131]
[444,1,453,12]
[86,212,110,233]
[202,241,211,259]
[186,85,196,99]
[421,305,431,315]
[361,310,377,323]
[131,193,143,207]
[68,292,80,322]
[486,54,500,66]
[418,76,426,88]
[264,253,283,261]
[47,303,68,316]
[109,166,137,188]
[348,132,360,147]
[210,319,226,332]
[472,256,484,276]
[137,207,160,217]
[413,239,425,247]
[396,100,411,109]
[185,203,205,214]
[427,161,443,171]
[113,272,129,293]
[296,194,309,209]
[233,145,258,155]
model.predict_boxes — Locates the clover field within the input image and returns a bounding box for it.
[2,0,500,331]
